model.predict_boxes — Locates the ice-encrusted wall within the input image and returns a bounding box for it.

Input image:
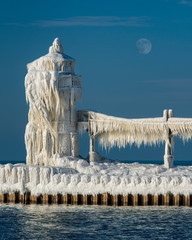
[1,160,192,196]
[25,38,82,166]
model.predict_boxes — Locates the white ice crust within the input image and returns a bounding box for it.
[79,111,192,150]
[1,158,192,196]
[25,38,81,166]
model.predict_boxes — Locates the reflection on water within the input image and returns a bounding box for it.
[0,204,192,239]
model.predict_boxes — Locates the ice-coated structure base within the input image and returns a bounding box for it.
[164,155,174,168]
[1,157,192,197]
[89,152,102,162]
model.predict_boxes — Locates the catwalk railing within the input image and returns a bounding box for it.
[77,109,192,167]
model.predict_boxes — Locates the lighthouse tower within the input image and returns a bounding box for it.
[25,38,82,166]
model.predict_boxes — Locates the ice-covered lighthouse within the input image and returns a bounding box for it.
[24,38,192,169]
[25,38,82,166]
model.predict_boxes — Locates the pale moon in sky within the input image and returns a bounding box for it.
[136,38,152,55]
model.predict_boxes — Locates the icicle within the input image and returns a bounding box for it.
[11,167,18,184]
[0,166,5,184]
[79,111,192,150]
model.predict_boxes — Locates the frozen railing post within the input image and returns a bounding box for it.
[163,109,174,168]
[90,135,95,153]
[88,134,101,162]
[88,116,101,162]
[89,133,96,162]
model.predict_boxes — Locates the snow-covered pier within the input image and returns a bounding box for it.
[1,160,192,206]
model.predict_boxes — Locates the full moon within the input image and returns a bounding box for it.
[136,38,152,55]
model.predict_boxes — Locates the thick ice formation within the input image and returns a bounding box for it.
[1,160,192,196]
[25,38,82,166]
[78,111,192,150]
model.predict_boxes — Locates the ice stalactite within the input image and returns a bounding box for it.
[78,111,192,150]
[25,38,82,166]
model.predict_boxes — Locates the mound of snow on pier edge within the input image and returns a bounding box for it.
[1,156,192,196]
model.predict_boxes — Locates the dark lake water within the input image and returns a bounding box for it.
[0,204,192,239]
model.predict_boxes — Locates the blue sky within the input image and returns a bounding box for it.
[1,0,192,162]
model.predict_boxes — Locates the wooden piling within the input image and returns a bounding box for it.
[175,195,184,206]
[128,194,133,206]
[56,194,62,204]
[148,194,153,205]
[31,195,38,204]
[72,195,78,205]
[51,195,57,204]
[42,194,49,204]
[25,192,31,204]
[112,195,119,206]
[121,195,128,206]
[164,193,174,206]
[133,194,138,206]
[133,194,142,206]
[0,192,192,206]
[0,194,4,203]
[19,194,25,204]
[143,195,148,206]
[175,195,180,206]
[153,195,159,205]
[37,195,43,204]
[87,195,92,205]
[83,195,88,205]
[8,193,14,203]
[102,193,111,205]
[4,194,8,203]
[102,193,107,205]
[67,194,72,204]
[81,195,91,205]
[62,195,68,204]
[184,195,191,207]
[158,194,164,205]
[92,195,98,205]
[8,193,19,203]
[165,194,170,206]
[97,194,102,205]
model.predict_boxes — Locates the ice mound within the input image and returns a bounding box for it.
[1,157,192,196]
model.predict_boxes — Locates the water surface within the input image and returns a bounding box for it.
[0,204,192,239]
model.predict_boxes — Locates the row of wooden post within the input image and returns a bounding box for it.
[0,192,192,207]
